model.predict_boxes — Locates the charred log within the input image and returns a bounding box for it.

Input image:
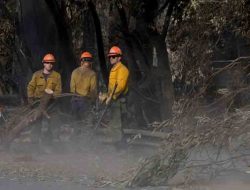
[3,89,53,146]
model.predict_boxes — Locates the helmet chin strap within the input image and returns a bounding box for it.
[43,67,52,74]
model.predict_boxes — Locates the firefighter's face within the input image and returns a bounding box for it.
[109,56,121,65]
[43,62,54,71]
[81,61,91,68]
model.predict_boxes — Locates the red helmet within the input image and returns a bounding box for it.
[108,46,122,57]
[80,51,93,60]
[42,53,56,63]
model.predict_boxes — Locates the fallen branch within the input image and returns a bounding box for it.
[127,99,250,187]
[123,129,168,139]
[2,89,53,146]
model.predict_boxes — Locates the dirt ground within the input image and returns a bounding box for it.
[0,140,159,189]
[1,140,250,189]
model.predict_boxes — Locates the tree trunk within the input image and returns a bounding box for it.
[18,0,76,90]
[152,35,174,119]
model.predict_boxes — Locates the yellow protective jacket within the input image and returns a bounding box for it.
[108,62,129,100]
[70,67,97,98]
[27,70,62,98]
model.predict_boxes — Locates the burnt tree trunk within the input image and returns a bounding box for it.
[17,0,76,91]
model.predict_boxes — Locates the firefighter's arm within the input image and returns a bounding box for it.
[70,71,76,93]
[27,74,37,98]
[90,74,97,99]
[54,74,62,96]
[113,67,129,99]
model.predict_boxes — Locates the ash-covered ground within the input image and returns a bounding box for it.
[0,136,159,189]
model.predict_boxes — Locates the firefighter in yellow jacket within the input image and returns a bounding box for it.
[70,51,97,120]
[27,53,62,102]
[99,46,129,143]
[27,53,62,145]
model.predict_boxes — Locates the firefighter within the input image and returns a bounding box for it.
[70,51,97,120]
[27,53,62,145]
[27,53,62,101]
[99,46,129,143]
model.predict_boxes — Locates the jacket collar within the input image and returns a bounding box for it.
[78,66,91,72]
[111,62,122,71]
[38,69,54,78]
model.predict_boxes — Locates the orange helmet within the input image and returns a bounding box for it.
[42,53,56,63]
[80,51,93,60]
[108,46,122,57]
